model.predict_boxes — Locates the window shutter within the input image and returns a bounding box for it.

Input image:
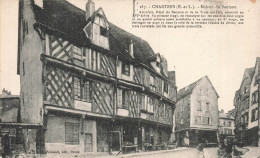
[117,89,122,108]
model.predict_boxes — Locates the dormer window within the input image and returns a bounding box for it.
[100,26,108,37]
[122,62,130,76]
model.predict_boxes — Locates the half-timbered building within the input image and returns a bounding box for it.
[233,67,255,146]
[17,0,177,154]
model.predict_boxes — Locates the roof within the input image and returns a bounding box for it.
[32,0,155,66]
[255,57,260,78]
[177,77,203,100]
[245,67,255,81]
[219,110,235,120]
[177,76,219,100]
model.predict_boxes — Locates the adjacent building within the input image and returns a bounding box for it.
[234,57,260,146]
[0,89,20,155]
[173,76,219,147]
[248,57,260,146]
[17,0,177,155]
[218,109,235,143]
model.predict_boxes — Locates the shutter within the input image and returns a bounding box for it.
[117,88,122,108]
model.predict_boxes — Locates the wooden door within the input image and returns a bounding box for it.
[111,132,120,151]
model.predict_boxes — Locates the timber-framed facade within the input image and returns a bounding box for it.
[17,0,177,154]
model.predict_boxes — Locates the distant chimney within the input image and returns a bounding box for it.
[168,71,176,84]
[2,88,11,96]
[161,55,168,76]
[129,39,134,57]
[86,0,95,20]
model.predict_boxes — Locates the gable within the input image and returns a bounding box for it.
[192,76,219,98]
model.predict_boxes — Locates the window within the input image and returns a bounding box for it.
[74,77,91,102]
[122,62,130,76]
[164,82,168,93]
[252,91,259,105]
[195,116,201,124]
[228,121,232,127]
[197,101,202,111]
[199,89,203,95]
[146,96,154,113]
[139,95,145,110]
[206,102,210,111]
[207,117,212,125]
[150,75,156,91]
[65,122,79,144]
[122,89,129,109]
[163,104,166,117]
[91,50,99,71]
[85,133,93,152]
[251,108,258,122]
[228,129,232,135]
[181,118,184,124]
[254,76,259,86]
[205,89,209,96]
[100,26,108,37]
[245,113,248,123]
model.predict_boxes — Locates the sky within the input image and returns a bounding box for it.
[0,0,260,113]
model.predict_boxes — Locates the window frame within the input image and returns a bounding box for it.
[122,62,130,76]
[74,77,92,103]
[252,91,259,105]
[122,89,129,109]
[150,74,156,91]
[206,102,210,111]
[65,122,80,145]
[164,82,169,94]
[100,26,108,37]
[197,101,202,111]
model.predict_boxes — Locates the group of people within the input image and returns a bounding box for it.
[196,138,249,158]
[218,138,249,158]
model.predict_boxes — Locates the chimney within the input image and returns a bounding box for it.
[161,55,168,76]
[129,39,134,57]
[168,71,176,84]
[86,0,95,20]
[2,88,11,96]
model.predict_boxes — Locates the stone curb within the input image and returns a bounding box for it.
[113,147,190,158]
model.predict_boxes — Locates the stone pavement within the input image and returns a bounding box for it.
[203,147,260,158]
[88,147,189,158]
[242,147,260,158]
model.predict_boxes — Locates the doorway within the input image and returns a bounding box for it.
[111,131,121,152]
